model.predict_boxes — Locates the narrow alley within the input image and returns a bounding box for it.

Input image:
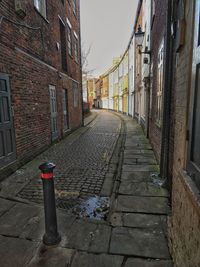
[1,0,200,266]
[0,110,172,267]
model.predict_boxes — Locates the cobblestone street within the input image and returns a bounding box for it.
[0,111,173,267]
[0,110,122,214]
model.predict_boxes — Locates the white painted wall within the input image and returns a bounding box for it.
[102,97,109,109]
[141,0,151,121]
[118,60,123,112]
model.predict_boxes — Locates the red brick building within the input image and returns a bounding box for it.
[0,0,82,178]
[148,0,168,162]
[94,78,102,109]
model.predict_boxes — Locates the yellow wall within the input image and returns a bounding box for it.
[101,76,109,98]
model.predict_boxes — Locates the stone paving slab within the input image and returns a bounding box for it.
[116,195,169,214]
[64,219,111,253]
[0,203,43,237]
[125,144,152,150]
[71,251,124,267]
[125,258,173,267]
[0,198,16,217]
[0,235,39,267]
[110,227,171,259]
[28,244,74,267]
[123,154,154,160]
[124,150,154,155]
[118,181,169,197]
[125,140,150,146]
[22,210,76,244]
[120,171,155,182]
[123,158,157,165]
[123,213,167,229]
[110,213,167,230]
[123,164,159,172]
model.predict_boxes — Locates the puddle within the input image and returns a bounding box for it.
[72,196,110,220]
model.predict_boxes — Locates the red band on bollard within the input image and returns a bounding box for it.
[41,173,54,179]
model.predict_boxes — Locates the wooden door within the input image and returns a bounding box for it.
[49,85,58,141]
[0,74,16,168]
[63,89,69,131]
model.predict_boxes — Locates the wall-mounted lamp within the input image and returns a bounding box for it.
[135,25,151,55]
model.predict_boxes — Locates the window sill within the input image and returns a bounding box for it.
[34,7,49,24]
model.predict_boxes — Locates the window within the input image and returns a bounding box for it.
[73,81,79,108]
[67,25,72,56]
[156,39,164,126]
[34,0,46,18]
[72,0,76,15]
[74,32,79,62]
[59,19,67,71]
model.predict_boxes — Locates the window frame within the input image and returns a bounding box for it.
[74,32,79,63]
[67,20,73,57]
[59,18,67,71]
[155,39,164,127]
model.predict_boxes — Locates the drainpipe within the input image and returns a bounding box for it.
[78,0,84,126]
[160,0,174,195]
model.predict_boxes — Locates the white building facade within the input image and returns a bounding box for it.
[128,38,134,117]
[118,60,123,112]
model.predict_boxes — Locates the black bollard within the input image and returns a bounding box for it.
[39,162,61,246]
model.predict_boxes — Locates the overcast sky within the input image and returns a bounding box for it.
[80,0,139,77]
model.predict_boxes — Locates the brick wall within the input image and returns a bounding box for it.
[169,171,200,267]
[148,0,167,162]
[0,0,82,177]
[168,1,200,266]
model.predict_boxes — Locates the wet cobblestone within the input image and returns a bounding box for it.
[17,111,121,210]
